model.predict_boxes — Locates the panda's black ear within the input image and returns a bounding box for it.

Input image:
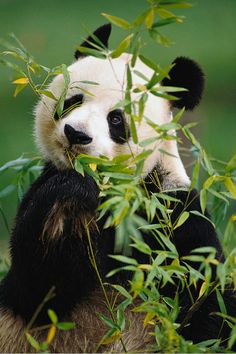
[162,57,205,110]
[75,23,112,59]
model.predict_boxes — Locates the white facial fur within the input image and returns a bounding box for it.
[34,53,190,188]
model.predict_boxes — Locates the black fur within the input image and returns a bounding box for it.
[0,164,100,324]
[107,109,130,144]
[54,94,84,120]
[75,23,112,59]
[0,163,235,348]
[162,57,205,110]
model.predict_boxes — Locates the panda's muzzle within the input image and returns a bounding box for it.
[64,124,92,146]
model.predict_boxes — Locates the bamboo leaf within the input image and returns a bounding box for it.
[25,333,40,351]
[200,189,207,214]
[145,8,154,29]
[198,281,208,299]
[46,325,56,344]
[130,115,138,144]
[57,322,76,330]
[111,34,134,59]
[48,309,58,324]
[174,211,189,229]
[109,255,138,265]
[37,90,57,100]
[12,77,29,84]
[101,13,131,29]
[224,177,236,198]
[226,154,236,172]
[13,84,28,97]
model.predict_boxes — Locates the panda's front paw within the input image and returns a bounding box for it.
[58,169,99,210]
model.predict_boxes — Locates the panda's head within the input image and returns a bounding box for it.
[35,24,204,187]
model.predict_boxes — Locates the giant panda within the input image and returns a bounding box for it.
[0,24,235,353]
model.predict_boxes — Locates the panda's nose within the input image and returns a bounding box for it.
[64,124,93,145]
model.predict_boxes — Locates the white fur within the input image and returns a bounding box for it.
[35,53,190,188]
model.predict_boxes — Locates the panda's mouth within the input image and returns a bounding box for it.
[64,144,91,159]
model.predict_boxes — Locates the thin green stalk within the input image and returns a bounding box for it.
[0,204,10,234]
[16,286,55,352]
[85,222,127,352]
[177,279,219,334]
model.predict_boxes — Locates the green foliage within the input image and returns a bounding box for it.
[0,0,236,352]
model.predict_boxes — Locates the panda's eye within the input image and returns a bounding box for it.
[54,94,84,120]
[107,109,130,144]
[108,110,123,125]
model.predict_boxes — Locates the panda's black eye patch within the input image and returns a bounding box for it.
[107,109,130,144]
[54,94,84,120]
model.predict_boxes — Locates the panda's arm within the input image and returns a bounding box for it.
[1,165,100,324]
[170,189,222,258]
[139,188,222,259]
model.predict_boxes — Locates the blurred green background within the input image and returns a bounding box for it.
[0,0,235,242]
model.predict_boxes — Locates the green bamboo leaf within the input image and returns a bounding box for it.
[57,322,75,330]
[126,64,132,90]
[190,210,215,227]
[139,137,157,148]
[130,115,138,144]
[139,54,159,72]
[174,211,189,229]
[138,92,148,120]
[132,10,149,27]
[172,107,185,123]
[228,326,236,349]
[131,269,144,297]
[200,189,207,214]
[146,73,161,90]
[158,148,178,158]
[157,85,187,92]
[48,309,58,324]
[111,34,134,59]
[191,159,200,188]
[101,13,131,29]
[207,188,229,205]
[152,16,183,28]
[78,80,99,85]
[112,99,131,110]
[133,70,149,83]
[98,313,118,329]
[202,150,215,175]
[131,238,152,255]
[216,288,227,314]
[25,333,40,351]
[216,264,226,293]
[37,90,57,100]
[155,8,175,19]
[76,46,106,58]
[13,83,28,97]
[112,285,132,299]
[160,2,193,9]
[226,154,236,172]
[149,29,173,46]
[61,64,70,87]
[150,90,178,100]
[74,160,84,176]
[117,308,126,331]
[224,177,236,198]
[145,8,154,29]
[109,255,138,265]
[0,185,15,198]
[203,176,216,190]
[191,246,216,254]
[131,38,141,68]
